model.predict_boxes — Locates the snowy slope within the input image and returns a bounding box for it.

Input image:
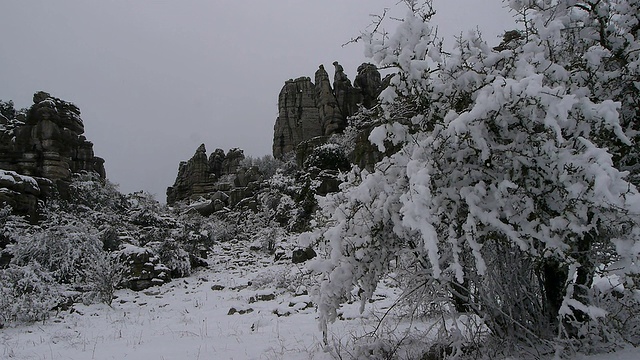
[0,241,395,359]
[1,240,638,360]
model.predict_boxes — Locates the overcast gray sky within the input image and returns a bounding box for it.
[0,1,514,201]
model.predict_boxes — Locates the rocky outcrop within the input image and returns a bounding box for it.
[0,92,106,218]
[118,244,170,291]
[315,65,345,136]
[272,77,322,158]
[166,144,217,204]
[167,145,263,208]
[332,61,359,123]
[0,92,105,181]
[223,148,245,176]
[291,247,317,264]
[0,170,51,221]
[272,62,385,159]
[354,63,384,109]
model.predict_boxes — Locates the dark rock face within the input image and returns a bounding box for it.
[272,62,385,159]
[352,126,385,171]
[291,247,317,264]
[167,145,263,208]
[223,148,244,176]
[332,61,360,123]
[0,91,105,181]
[166,144,217,204]
[0,92,106,218]
[354,63,384,109]
[272,77,322,158]
[315,65,345,136]
[0,170,48,220]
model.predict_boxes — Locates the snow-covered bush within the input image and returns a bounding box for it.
[206,216,237,243]
[7,215,128,306]
[0,99,17,119]
[0,263,62,324]
[303,143,351,172]
[250,265,313,292]
[310,0,640,355]
[150,238,191,277]
[10,221,102,283]
[596,288,640,347]
[127,191,169,227]
[252,224,288,254]
[259,169,318,232]
[241,154,283,180]
[65,171,127,215]
[137,226,170,247]
[0,205,27,266]
[80,250,125,306]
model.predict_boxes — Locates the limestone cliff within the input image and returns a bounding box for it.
[166,144,216,204]
[0,91,105,181]
[0,91,106,218]
[272,62,385,159]
[166,145,261,209]
[272,77,322,158]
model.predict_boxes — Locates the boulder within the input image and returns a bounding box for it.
[229,187,250,206]
[236,198,258,211]
[315,170,342,196]
[0,170,49,220]
[187,200,216,217]
[210,191,229,203]
[292,247,317,264]
[118,244,170,291]
[212,199,226,212]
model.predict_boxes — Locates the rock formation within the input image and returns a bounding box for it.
[168,63,388,209]
[354,63,384,109]
[315,65,345,136]
[0,91,105,181]
[166,144,217,204]
[0,92,106,218]
[166,145,262,209]
[332,61,359,122]
[0,170,50,221]
[272,62,385,159]
[272,77,323,158]
[119,244,171,291]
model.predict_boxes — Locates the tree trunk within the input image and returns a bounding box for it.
[572,230,595,323]
[542,258,568,327]
[450,278,471,313]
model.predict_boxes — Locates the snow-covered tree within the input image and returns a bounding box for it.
[311,0,640,352]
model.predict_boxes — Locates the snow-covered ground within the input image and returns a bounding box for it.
[1,241,638,360]
[1,277,326,359]
[0,241,395,360]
